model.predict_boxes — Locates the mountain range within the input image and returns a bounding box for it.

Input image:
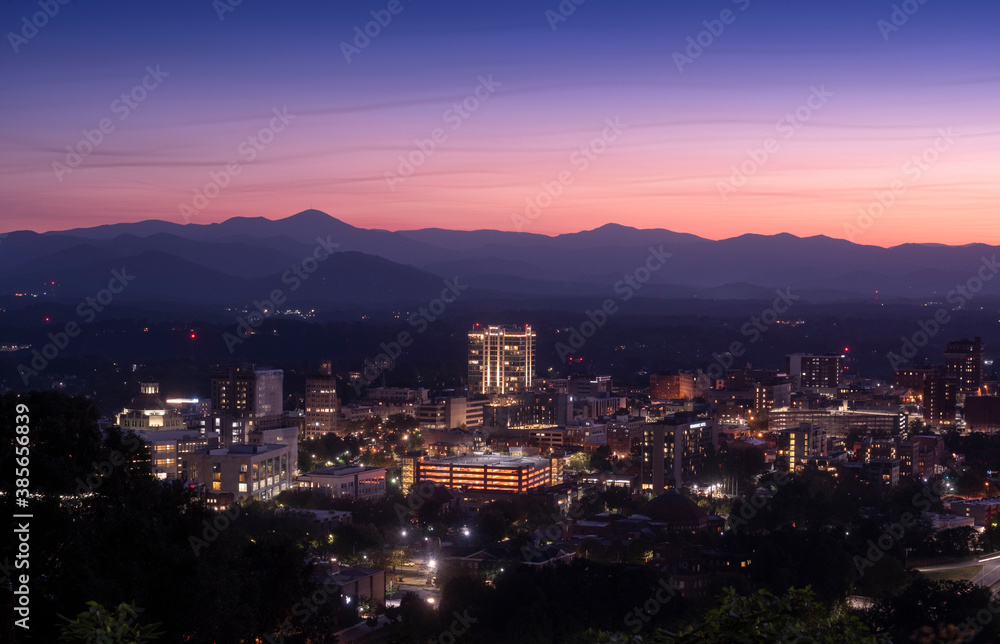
[1,210,997,312]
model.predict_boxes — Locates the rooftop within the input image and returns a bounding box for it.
[304,464,386,476]
[424,454,550,469]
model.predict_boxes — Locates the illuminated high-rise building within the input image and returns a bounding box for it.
[305,361,341,439]
[641,413,716,493]
[468,324,535,395]
[945,337,985,394]
[211,364,284,431]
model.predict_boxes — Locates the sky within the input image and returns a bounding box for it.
[0,0,997,245]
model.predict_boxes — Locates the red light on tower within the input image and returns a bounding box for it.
[190,333,197,339]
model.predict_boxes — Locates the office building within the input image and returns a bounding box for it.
[248,426,299,475]
[365,387,430,405]
[923,375,957,424]
[565,419,607,449]
[568,375,612,399]
[185,442,294,502]
[754,383,792,413]
[945,337,986,394]
[136,428,219,480]
[211,365,284,431]
[863,458,900,487]
[578,396,628,419]
[650,373,695,400]
[641,414,717,493]
[769,407,906,437]
[912,435,946,477]
[966,396,1000,432]
[606,416,646,456]
[468,324,535,395]
[529,427,565,453]
[304,362,341,439]
[418,397,484,430]
[483,391,573,430]
[786,353,843,391]
[894,368,935,391]
[857,437,920,478]
[951,498,1000,527]
[297,464,387,500]
[774,423,826,473]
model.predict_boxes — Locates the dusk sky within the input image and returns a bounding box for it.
[1,0,997,245]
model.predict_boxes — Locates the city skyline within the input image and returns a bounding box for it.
[5,1,1000,641]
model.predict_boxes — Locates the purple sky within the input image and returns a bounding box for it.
[1,0,997,245]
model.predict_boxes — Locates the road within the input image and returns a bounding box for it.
[917,553,1000,588]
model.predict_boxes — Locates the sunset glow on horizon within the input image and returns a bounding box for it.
[1,0,997,246]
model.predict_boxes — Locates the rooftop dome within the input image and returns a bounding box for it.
[124,382,168,412]
[642,491,707,525]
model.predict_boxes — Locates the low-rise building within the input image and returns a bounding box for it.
[951,498,1000,527]
[297,464,387,500]
[314,562,386,606]
[185,443,294,502]
[136,428,219,480]
[773,423,826,473]
[408,454,558,492]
